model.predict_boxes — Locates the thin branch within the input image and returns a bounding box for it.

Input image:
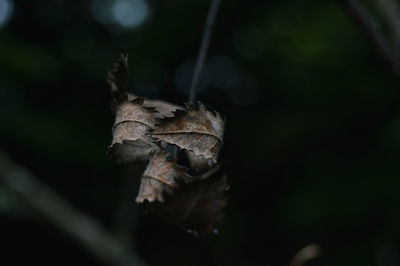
[189,0,222,103]
[289,244,322,266]
[0,152,147,266]
[340,0,397,69]
[374,0,400,52]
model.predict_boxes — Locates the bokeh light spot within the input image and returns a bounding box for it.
[0,0,13,29]
[112,0,150,29]
[91,0,150,30]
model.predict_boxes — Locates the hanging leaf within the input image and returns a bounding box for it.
[185,150,216,171]
[107,54,229,235]
[151,102,224,166]
[107,54,159,163]
[127,93,184,119]
[108,54,183,117]
[136,151,191,203]
[108,97,159,163]
[143,98,185,119]
[149,170,228,234]
[107,55,183,164]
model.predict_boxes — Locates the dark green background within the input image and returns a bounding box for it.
[1,0,400,265]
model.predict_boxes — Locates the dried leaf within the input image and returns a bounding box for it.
[149,171,228,234]
[127,93,184,118]
[136,151,191,203]
[143,98,185,118]
[108,97,159,163]
[107,54,182,118]
[107,55,182,164]
[107,55,229,234]
[185,150,216,171]
[152,103,224,165]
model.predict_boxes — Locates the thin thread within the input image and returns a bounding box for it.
[189,0,222,103]
[172,0,222,160]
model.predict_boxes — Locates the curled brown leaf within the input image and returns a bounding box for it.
[108,97,159,163]
[149,170,228,234]
[127,93,184,119]
[107,55,183,164]
[136,151,191,203]
[107,55,229,234]
[152,102,224,165]
[185,150,216,171]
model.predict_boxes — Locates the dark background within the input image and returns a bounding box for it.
[1,0,400,265]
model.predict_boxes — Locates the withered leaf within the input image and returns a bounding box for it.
[108,97,159,163]
[185,150,216,171]
[149,171,228,234]
[107,55,182,164]
[107,54,229,234]
[152,103,224,166]
[127,93,184,119]
[136,151,191,203]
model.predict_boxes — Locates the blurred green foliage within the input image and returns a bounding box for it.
[1,0,400,265]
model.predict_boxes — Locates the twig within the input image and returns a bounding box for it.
[289,244,322,266]
[0,152,147,266]
[189,0,222,103]
[374,0,400,52]
[340,0,397,69]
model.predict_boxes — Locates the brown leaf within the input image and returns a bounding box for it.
[107,54,182,118]
[136,151,191,203]
[151,102,224,166]
[107,55,228,234]
[143,98,185,118]
[108,97,159,163]
[127,93,184,119]
[185,150,216,171]
[149,170,228,234]
[107,55,182,164]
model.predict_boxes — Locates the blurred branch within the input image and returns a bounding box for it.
[189,0,222,103]
[340,0,398,71]
[0,152,147,266]
[374,0,400,51]
[289,244,322,266]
